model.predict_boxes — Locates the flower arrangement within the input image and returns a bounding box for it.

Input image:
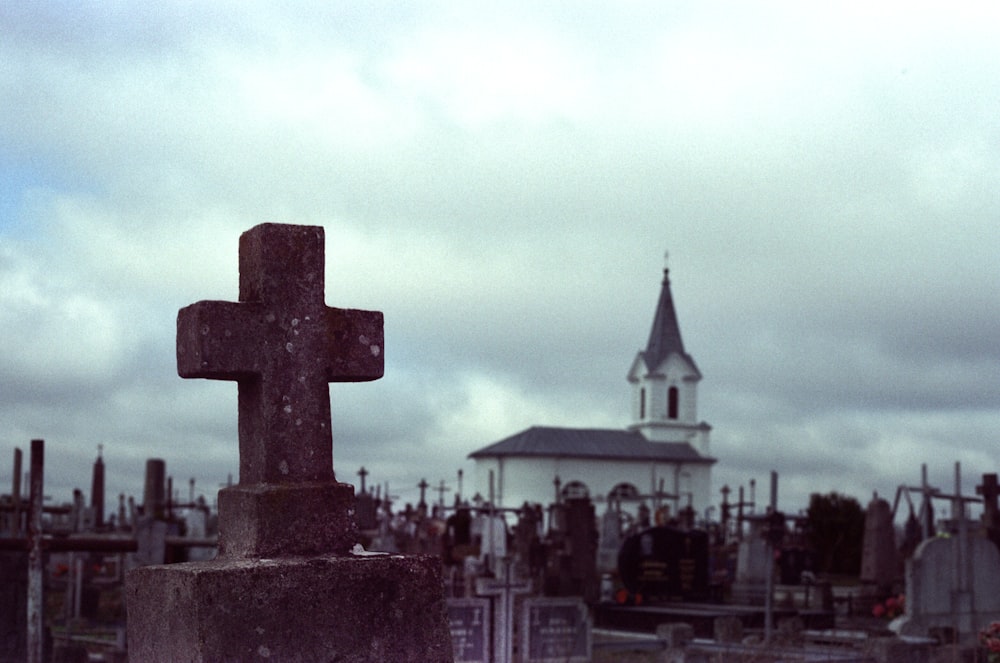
[871,594,904,619]
[979,621,1000,662]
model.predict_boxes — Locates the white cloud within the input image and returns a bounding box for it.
[1,2,999,515]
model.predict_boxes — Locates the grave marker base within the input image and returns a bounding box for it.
[127,553,452,662]
[216,481,358,557]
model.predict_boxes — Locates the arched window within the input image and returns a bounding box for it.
[608,483,640,502]
[639,388,646,419]
[561,481,589,501]
[668,386,679,419]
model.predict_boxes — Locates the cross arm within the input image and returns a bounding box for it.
[325,307,384,382]
[177,301,264,380]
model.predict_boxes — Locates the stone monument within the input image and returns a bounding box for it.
[127,223,452,662]
[859,494,899,590]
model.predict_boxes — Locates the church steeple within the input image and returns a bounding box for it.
[627,256,710,454]
[640,259,700,377]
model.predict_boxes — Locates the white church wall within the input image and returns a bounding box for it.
[473,456,712,523]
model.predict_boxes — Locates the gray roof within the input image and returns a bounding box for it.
[468,426,715,464]
[642,267,701,377]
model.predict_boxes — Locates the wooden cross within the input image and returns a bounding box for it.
[357,466,369,495]
[177,224,383,486]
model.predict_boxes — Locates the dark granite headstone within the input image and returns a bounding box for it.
[617,526,709,601]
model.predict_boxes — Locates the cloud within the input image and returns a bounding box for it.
[1,2,999,519]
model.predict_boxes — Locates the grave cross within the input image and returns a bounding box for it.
[435,479,451,507]
[177,224,383,485]
[476,560,531,663]
[418,478,429,507]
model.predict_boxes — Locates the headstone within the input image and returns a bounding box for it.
[521,597,591,663]
[445,505,475,564]
[472,510,508,577]
[184,507,215,562]
[617,526,709,601]
[892,531,1000,645]
[978,473,1000,551]
[860,494,899,588]
[127,223,451,662]
[544,496,599,599]
[130,519,167,568]
[90,447,105,529]
[731,520,769,604]
[354,490,378,532]
[512,502,543,581]
[562,497,599,598]
[446,598,490,663]
[142,458,166,520]
[0,552,27,661]
[596,504,623,573]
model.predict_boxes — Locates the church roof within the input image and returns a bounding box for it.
[640,267,700,376]
[468,426,714,464]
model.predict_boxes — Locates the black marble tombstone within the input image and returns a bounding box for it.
[618,526,709,601]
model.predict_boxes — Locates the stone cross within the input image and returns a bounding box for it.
[176,223,384,556]
[177,223,383,484]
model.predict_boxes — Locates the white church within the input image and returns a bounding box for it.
[468,262,715,522]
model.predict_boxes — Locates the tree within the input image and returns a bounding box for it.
[805,492,865,576]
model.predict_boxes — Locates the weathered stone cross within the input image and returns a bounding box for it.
[176,223,383,556]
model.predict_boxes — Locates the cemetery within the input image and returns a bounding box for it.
[2,223,1000,662]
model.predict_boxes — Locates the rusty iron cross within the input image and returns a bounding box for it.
[176,223,383,485]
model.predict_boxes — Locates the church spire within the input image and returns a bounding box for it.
[627,255,709,452]
[641,256,697,375]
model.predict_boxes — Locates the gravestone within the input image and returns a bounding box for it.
[521,597,591,663]
[129,519,167,568]
[0,552,27,661]
[978,473,1000,552]
[446,598,490,663]
[617,526,709,601]
[127,223,451,662]
[731,520,769,604]
[860,494,899,589]
[892,531,1000,645]
[596,504,623,573]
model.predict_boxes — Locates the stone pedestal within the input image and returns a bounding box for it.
[127,553,452,662]
[216,482,358,557]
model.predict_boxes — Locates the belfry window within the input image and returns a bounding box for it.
[640,388,646,419]
[668,386,679,419]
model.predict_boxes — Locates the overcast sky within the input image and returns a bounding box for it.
[2,3,998,521]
